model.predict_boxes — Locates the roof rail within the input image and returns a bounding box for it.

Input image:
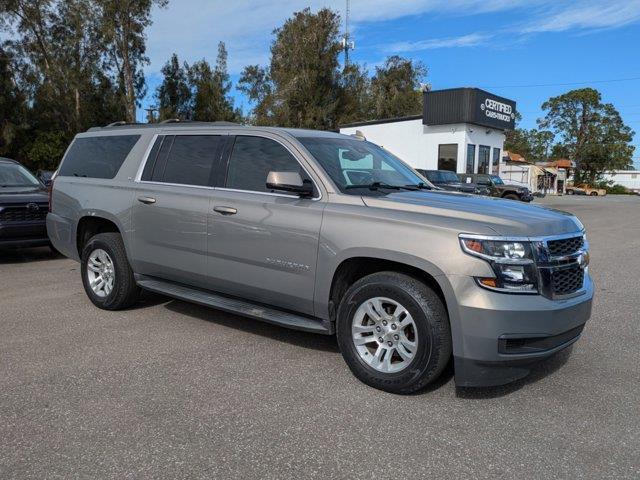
[105,121,143,127]
[159,118,182,124]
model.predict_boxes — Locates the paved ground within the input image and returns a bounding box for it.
[1,195,639,479]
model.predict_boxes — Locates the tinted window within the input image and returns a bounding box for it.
[478,145,491,174]
[159,135,221,186]
[438,144,458,172]
[141,135,166,181]
[59,135,140,179]
[466,144,476,174]
[226,136,310,193]
[0,163,40,187]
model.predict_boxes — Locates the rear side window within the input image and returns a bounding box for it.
[59,135,140,179]
[150,135,222,186]
[226,136,311,193]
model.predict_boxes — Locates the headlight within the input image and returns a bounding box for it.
[460,236,538,293]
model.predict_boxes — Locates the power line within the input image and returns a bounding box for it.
[482,75,640,89]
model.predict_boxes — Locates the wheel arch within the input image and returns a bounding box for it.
[76,212,129,259]
[317,249,457,327]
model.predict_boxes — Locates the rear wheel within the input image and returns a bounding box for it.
[336,272,452,394]
[590,191,598,196]
[567,189,574,195]
[81,232,140,310]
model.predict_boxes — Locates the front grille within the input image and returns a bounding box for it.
[0,207,47,222]
[552,265,584,296]
[547,235,584,257]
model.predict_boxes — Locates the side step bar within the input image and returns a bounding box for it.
[135,275,333,335]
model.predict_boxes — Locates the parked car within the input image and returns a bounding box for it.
[36,169,55,186]
[48,123,592,393]
[566,184,607,196]
[458,173,534,202]
[416,169,489,195]
[0,158,51,249]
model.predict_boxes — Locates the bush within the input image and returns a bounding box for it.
[606,184,631,195]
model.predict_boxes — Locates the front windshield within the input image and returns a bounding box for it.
[427,170,459,183]
[0,163,41,187]
[298,137,431,194]
[490,175,504,185]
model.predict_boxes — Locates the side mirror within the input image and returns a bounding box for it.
[266,171,314,197]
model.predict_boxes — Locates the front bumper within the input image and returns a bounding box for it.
[0,221,49,249]
[447,274,593,387]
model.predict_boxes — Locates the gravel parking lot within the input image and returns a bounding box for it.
[1,195,639,479]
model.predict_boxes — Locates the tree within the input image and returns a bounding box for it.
[239,7,342,129]
[539,88,635,183]
[337,63,372,124]
[97,0,167,122]
[0,47,27,159]
[189,42,238,122]
[156,54,191,121]
[370,56,426,119]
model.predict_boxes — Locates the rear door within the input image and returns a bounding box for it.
[131,133,225,287]
[204,134,325,315]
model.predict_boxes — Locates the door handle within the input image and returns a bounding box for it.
[213,206,237,215]
[137,196,156,205]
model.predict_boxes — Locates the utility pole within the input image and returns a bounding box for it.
[145,107,158,124]
[341,0,355,68]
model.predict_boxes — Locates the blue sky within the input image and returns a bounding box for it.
[140,0,640,167]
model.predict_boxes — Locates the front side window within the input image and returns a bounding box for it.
[226,136,311,193]
[298,137,428,195]
[478,145,491,174]
[0,163,40,187]
[59,135,140,179]
[438,144,458,172]
[490,175,504,185]
[466,144,476,174]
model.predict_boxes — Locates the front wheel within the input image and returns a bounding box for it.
[336,272,452,394]
[590,191,598,196]
[503,193,520,201]
[81,232,140,310]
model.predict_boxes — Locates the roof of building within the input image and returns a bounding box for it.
[339,115,423,129]
[503,151,528,163]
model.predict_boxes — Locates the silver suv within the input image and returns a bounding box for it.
[48,122,593,393]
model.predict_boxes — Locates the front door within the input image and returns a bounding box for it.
[205,134,325,315]
[131,134,224,287]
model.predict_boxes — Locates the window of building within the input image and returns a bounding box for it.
[478,145,491,174]
[466,144,476,174]
[152,135,222,186]
[59,135,140,179]
[492,147,501,175]
[226,136,311,193]
[438,144,458,172]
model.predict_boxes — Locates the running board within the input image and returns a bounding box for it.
[135,275,333,335]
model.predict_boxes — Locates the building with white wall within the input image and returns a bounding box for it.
[602,170,640,192]
[340,88,515,175]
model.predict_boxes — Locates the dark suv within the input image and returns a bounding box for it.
[417,169,487,195]
[458,173,533,202]
[0,158,50,249]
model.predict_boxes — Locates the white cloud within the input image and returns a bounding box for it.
[144,0,532,75]
[523,0,640,33]
[385,33,490,53]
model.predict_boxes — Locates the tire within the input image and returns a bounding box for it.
[590,191,598,196]
[567,189,574,195]
[336,272,452,394]
[503,193,520,201]
[80,232,140,310]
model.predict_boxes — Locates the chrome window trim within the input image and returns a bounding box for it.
[133,132,323,201]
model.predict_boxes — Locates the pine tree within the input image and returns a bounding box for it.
[156,54,192,121]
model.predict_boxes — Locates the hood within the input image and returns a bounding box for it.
[0,186,48,205]
[362,190,581,237]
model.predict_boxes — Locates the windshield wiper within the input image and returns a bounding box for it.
[345,182,419,191]
[405,182,432,190]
